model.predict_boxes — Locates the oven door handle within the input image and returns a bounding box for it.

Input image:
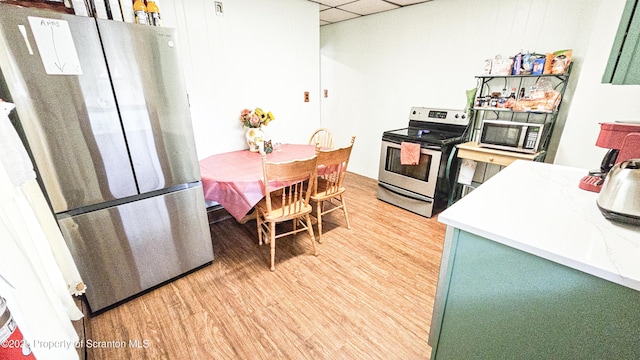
[378,182,433,203]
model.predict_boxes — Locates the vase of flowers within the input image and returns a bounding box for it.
[240,107,275,152]
[245,127,265,152]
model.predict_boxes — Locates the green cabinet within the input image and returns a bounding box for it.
[429,228,640,359]
[603,0,640,84]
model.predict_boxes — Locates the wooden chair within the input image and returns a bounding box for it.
[255,152,318,271]
[311,136,355,243]
[308,128,334,149]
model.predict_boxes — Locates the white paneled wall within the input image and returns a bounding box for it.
[158,0,640,176]
[321,0,640,178]
[160,0,320,159]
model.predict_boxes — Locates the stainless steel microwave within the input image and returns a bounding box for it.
[478,119,551,153]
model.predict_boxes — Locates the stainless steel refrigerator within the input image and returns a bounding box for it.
[0,4,214,312]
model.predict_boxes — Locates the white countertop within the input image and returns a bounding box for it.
[439,160,640,291]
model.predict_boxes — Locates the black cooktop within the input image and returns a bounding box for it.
[383,126,466,147]
[382,107,470,147]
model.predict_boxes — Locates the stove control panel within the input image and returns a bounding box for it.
[409,107,469,126]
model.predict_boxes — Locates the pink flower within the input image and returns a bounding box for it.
[239,107,275,128]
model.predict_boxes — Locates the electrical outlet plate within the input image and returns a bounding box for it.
[215,1,224,16]
[304,91,309,102]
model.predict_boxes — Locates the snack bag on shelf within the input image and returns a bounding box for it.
[551,49,572,74]
[512,52,522,75]
[512,90,561,112]
[543,53,554,74]
[521,52,533,74]
[532,57,545,75]
[543,49,572,74]
[491,55,513,75]
[513,78,561,112]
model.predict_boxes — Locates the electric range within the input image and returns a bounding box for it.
[377,107,470,217]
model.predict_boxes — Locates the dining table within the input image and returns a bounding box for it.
[199,143,318,222]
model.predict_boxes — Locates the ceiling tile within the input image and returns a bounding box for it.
[315,0,355,7]
[314,0,433,26]
[338,0,399,15]
[389,0,432,6]
[320,8,362,23]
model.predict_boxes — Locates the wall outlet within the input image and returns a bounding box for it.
[215,1,224,16]
[323,89,328,98]
[304,91,309,102]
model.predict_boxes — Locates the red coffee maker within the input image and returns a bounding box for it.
[579,122,640,192]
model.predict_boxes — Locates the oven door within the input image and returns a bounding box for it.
[377,140,442,197]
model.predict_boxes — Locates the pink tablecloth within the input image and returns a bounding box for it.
[199,144,317,221]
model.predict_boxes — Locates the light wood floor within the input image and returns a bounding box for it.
[87,173,446,359]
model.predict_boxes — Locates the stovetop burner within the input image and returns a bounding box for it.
[382,107,470,147]
[384,127,465,146]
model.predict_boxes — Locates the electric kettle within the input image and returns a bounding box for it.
[597,158,640,225]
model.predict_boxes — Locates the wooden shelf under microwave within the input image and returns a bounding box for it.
[456,141,544,167]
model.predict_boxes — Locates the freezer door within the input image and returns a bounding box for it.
[0,5,138,213]
[97,20,200,194]
[58,185,213,312]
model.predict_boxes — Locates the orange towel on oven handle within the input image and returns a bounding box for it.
[400,142,421,165]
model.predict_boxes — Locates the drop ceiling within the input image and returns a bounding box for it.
[310,0,432,26]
